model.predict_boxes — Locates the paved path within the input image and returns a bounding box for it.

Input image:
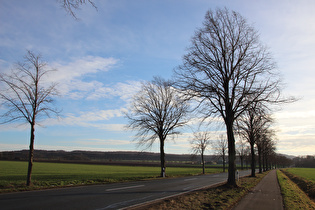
[233,170,284,210]
[0,170,252,210]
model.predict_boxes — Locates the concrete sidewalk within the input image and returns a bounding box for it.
[233,169,284,210]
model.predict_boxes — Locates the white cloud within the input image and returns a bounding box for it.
[45,56,119,99]
[277,134,315,156]
[75,138,130,146]
[86,80,142,101]
[52,56,118,80]
[41,108,127,132]
[44,56,142,103]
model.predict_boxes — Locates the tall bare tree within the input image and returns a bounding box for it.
[126,77,190,177]
[0,51,59,186]
[174,8,284,186]
[212,134,228,172]
[190,131,212,174]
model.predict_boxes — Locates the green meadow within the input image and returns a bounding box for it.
[0,161,222,192]
[285,168,315,182]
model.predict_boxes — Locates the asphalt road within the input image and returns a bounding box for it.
[0,170,252,210]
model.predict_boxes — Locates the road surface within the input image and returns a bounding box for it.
[0,170,252,210]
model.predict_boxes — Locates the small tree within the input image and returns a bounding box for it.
[212,134,228,172]
[126,77,190,177]
[0,51,60,186]
[190,131,211,174]
[236,138,248,170]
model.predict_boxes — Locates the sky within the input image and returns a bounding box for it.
[0,0,314,156]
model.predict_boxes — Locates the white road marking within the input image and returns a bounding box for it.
[101,194,157,209]
[184,178,197,181]
[183,186,193,190]
[106,185,145,192]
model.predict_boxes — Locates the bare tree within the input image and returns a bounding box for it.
[126,77,190,177]
[237,102,273,177]
[190,131,212,174]
[173,8,285,186]
[60,0,97,19]
[0,51,60,186]
[212,134,228,172]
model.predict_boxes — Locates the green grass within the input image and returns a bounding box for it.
[277,170,315,209]
[0,161,221,193]
[285,168,315,182]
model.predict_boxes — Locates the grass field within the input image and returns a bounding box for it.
[285,168,315,182]
[0,161,222,193]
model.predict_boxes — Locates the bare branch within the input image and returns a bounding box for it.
[60,0,97,19]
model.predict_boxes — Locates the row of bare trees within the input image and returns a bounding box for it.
[190,116,277,175]
[0,7,294,187]
[126,8,294,186]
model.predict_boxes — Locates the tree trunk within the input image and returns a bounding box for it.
[265,154,269,171]
[27,122,35,186]
[250,141,256,177]
[160,138,165,177]
[240,156,244,170]
[226,118,236,186]
[201,150,205,174]
[263,151,266,172]
[258,147,262,173]
[223,151,226,172]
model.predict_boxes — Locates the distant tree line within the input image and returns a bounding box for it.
[0,150,217,164]
[293,155,315,168]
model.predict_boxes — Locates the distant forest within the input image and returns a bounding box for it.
[0,150,220,166]
[293,155,315,168]
[1,150,307,168]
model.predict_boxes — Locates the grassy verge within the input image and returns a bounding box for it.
[0,161,222,193]
[135,172,268,210]
[277,170,315,209]
[282,168,315,200]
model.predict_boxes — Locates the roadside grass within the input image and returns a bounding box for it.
[0,161,221,193]
[137,171,268,210]
[281,168,315,201]
[277,170,315,209]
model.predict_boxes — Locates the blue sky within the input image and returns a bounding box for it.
[0,0,315,156]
